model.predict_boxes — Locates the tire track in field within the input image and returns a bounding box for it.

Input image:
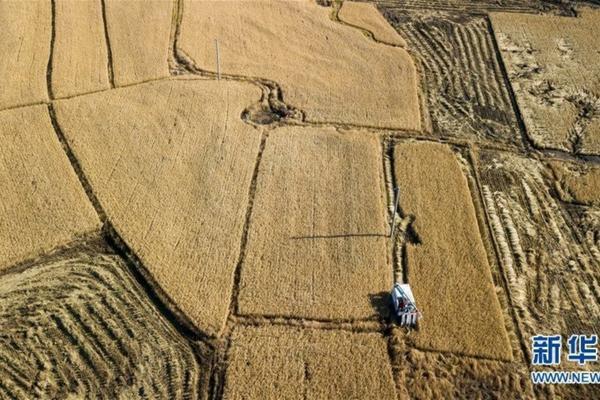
[0,252,203,400]
[382,11,521,147]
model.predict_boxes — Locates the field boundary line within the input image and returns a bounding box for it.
[100,0,115,88]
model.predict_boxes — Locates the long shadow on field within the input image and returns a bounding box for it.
[289,233,388,239]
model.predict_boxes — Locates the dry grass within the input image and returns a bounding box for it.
[238,127,391,321]
[0,0,50,108]
[54,78,263,336]
[337,1,406,47]
[223,325,396,400]
[390,331,534,400]
[491,9,600,155]
[0,250,203,399]
[105,0,172,86]
[477,149,600,352]
[549,160,600,206]
[179,0,421,129]
[52,0,110,98]
[0,105,100,272]
[394,141,511,360]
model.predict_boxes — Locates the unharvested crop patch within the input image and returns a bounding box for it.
[0,0,51,108]
[54,78,263,336]
[389,331,533,400]
[237,127,391,321]
[223,325,396,400]
[52,0,110,98]
[337,1,406,46]
[476,150,600,350]
[394,141,511,360]
[0,250,202,399]
[491,9,600,155]
[0,105,100,272]
[381,10,520,146]
[104,0,172,86]
[178,0,421,129]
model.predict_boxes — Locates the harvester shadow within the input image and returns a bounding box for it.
[369,291,392,321]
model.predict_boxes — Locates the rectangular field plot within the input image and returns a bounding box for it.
[491,10,600,155]
[223,325,396,400]
[0,0,51,108]
[394,141,511,360]
[104,0,172,86]
[382,11,520,147]
[477,150,600,350]
[238,127,391,321]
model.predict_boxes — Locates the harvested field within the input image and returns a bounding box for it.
[178,0,421,129]
[491,9,600,155]
[0,105,100,273]
[394,141,511,360]
[104,0,172,86]
[380,10,520,146]
[389,331,534,400]
[238,127,390,321]
[549,160,600,206]
[367,0,567,13]
[476,150,600,350]
[0,0,50,109]
[53,79,263,337]
[338,1,406,46]
[52,0,110,98]
[0,249,203,399]
[223,325,396,400]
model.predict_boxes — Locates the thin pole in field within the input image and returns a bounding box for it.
[390,187,400,238]
[215,39,221,80]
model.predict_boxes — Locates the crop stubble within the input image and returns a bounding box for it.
[0,105,100,273]
[394,141,511,360]
[476,150,600,349]
[381,10,520,146]
[53,79,263,336]
[491,9,600,155]
[238,127,391,321]
[0,250,202,399]
[178,0,421,129]
[222,325,396,400]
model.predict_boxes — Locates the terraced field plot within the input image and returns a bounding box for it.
[367,0,568,13]
[0,0,51,108]
[0,249,203,399]
[491,9,600,155]
[476,150,600,345]
[54,78,263,337]
[0,105,100,273]
[393,141,511,360]
[380,10,520,146]
[104,0,173,86]
[51,0,110,98]
[223,325,396,400]
[238,127,391,321]
[178,0,421,129]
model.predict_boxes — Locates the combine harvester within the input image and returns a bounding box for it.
[391,283,421,327]
[389,187,422,327]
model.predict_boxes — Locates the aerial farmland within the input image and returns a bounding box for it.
[0,0,598,399]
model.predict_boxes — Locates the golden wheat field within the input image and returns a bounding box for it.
[0,0,598,399]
